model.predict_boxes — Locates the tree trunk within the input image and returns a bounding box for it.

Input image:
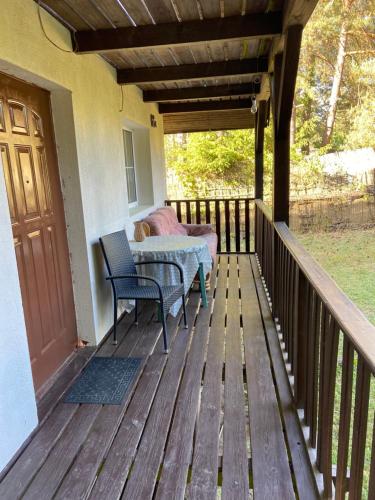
[290,101,296,145]
[323,4,352,145]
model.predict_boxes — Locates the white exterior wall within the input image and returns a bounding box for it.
[0,0,166,471]
[0,154,38,472]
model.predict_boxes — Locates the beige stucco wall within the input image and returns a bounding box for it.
[0,154,38,472]
[0,0,167,349]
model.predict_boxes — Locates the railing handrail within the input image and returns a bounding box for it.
[274,220,375,374]
[166,197,255,203]
[256,198,375,372]
[274,222,375,374]
[255,199,272,222]
[256,199,375,496]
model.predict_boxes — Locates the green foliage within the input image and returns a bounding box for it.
[345,91,375,148]
[166,130,253,197]
[290,150,325,195]
[296,0,375,151]
[165,0,374,199]
[165,127,276,199]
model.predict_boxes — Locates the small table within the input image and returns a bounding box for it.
[129,235,212,316]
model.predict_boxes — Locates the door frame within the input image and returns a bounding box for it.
[0,62,96,350]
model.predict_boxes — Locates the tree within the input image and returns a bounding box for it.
[165,130,254,197]
[296,0,375,150]
[165,0,374,200]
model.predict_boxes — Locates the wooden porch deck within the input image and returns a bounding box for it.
[0,255,317,500]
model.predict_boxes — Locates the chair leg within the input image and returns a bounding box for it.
[198,262,208,308]
[182,294,188,329]
[134,300,138,325]
[161,308,169,354]
[113,297,118,345]
[157,303,162,322]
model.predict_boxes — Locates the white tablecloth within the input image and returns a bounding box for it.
[128,235,212,316]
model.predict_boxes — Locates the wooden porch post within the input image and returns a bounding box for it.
[255,100,266,200]
[271,25,302,316]
[272,25,303,225]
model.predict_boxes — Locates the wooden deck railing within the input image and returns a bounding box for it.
[166,198,255,253]
[255,199,375,498]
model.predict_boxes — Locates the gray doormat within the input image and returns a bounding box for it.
[64,357,142,405]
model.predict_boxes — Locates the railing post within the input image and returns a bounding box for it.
[254,202,258,255]
[255,101,266,200]
[271,225,277,316]
[295,269,308,408]
[245,199,250,253]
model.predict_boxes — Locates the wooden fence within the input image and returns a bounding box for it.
[290,196,375,232]
[255,199,375,498]
[165,198,255,253]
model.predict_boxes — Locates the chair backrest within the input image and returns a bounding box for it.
[99,230,137,291]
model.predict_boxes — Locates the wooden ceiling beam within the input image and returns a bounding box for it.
[158,99,252,114]
[143,83,261,102]
[73,13,282,53]
[282,0,319,30]
[163,110,255,134]
[118,58,268,85]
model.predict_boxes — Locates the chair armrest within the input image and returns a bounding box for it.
[182,223,214,236]
[106,274,163,297]
[135,260,184,283]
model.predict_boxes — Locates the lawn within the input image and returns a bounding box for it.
[296,228,375,497]
[296,228,375,325]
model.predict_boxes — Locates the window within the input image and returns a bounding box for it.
[123,129,137,206]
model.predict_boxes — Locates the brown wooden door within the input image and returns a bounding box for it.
[0,72,77,392]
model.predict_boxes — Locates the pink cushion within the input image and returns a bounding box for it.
[143,207,187,236]
[143,206,217,261]
[182,223,213,236]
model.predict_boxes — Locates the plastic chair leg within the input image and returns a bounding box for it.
[198,263,208,308]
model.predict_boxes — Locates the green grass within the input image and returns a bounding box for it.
[296,228,375,497]
[297,228,375,325]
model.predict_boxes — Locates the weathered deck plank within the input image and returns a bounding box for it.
[1,306,151,500]
[222,256,250,498]
[22,404,102,500]
[119,294,200,500]
[155,265,216,499]
[0,255,318,500]
[37,346,95,423]
[239,255,295,499]
[250,255,319,499]
[189,256,228,500]
[89,293,200,500]
[37,308,139,423]
[55,307,161,499]
[0,404,77,499]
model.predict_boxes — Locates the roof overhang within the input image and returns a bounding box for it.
[37,0,319,134]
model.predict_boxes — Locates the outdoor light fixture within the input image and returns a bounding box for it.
[250,95,258,114]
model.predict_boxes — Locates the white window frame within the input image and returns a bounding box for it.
[122,128,138,209]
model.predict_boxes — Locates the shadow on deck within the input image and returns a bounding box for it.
[0,255,317,500]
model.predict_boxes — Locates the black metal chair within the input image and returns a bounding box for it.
[99,230,187,353]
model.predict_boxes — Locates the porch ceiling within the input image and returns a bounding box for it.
[37,0,318,132]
